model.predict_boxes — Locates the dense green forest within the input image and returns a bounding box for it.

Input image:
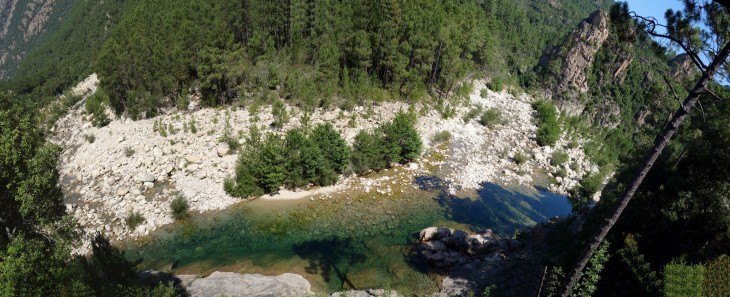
[1,0,611,116]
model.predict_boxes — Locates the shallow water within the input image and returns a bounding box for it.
[126,180,571,294]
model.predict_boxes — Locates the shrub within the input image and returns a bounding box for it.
[170,196,189,220]
[284,128,328,188]
[123,146,135,157]
[479,108,503,128]
[351,130,388,174]
[432,131,452,144]
[551,150,569,166]
[480,89,489,98]
[555,168,568,178]
[487,77,504,92]
[83,133,96,143]
[85,91,111,127]
[533,100,561,146]
[225,129,287,198]
[125,212,145,230]
[704,255,730,297]
[219,132,241,152]
[663,260,704,297]
[463,105,483,123]
[514,152,529,165]
[310,123,351,173]
[271,99,288,129]
[382,111,422,164]
[577,172,604,198]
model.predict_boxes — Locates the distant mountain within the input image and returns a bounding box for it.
[0,0,73,79]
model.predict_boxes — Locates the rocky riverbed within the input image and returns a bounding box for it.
[51,75,596,253]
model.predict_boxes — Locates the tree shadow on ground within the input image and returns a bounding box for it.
[292,237,367,290]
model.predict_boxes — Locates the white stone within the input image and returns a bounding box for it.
[136,172,156,183]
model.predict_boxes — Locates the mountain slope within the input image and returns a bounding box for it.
[0,0,73,79]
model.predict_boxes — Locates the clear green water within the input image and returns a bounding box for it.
[125,182,571,294]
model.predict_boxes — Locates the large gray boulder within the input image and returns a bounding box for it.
[185,272,311,297]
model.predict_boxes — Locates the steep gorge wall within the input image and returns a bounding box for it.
[0,0,69,79]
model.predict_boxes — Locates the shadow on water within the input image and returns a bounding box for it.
[436,182,572,236]
[293,237,367,290]
[413,175,572,236]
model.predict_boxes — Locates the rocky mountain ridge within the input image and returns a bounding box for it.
[0,0,67,78]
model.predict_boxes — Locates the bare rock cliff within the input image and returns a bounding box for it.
[539,10,610,94]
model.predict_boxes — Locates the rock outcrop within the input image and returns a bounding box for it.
[417,227,519,269]
[668,53,698,81]
[183,272,312,297]
[539,10,610,95]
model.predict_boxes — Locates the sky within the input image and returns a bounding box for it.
[622,0,685,34]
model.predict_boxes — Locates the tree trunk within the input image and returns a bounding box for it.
[560,39,730,297]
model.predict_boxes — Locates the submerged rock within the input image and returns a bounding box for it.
[185,272,312,297]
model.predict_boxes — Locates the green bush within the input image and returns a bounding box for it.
[664,261,705,297]
[271,99,288,129]
[555,167,568,178]
[170,196,189,220]
[284,128,329,189]
[479,108,503,128]
[551,150,569,166]
[533,100,561,146]
[125,212,145,230]
[432,131,452,144]
[703,255,730,297]
[219,132,241,152]
[381,111,422,164]
[85,91,111,127]
[487,77,504,92]
[351,130,388,174]
[574,172,604,200]
[480,89,489,98]
[310,123,351,173]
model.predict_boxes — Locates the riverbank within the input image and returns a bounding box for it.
[51,75,596,253]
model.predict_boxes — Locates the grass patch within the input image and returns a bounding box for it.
[83,133,96,143]
[123,146,135,157]
[514,152,529,165]
[463,105,483,123]
[431,131,452,144]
